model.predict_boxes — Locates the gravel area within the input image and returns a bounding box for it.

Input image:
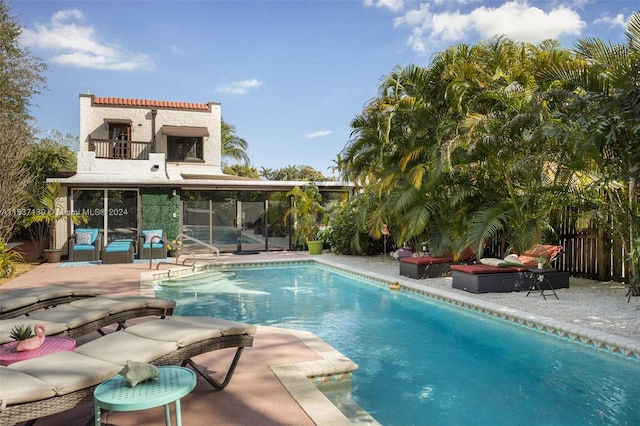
[321,253,640,343]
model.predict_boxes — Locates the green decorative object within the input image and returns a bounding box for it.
[307,240,324,255]
[10,324,34,341]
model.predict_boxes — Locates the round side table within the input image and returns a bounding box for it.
[94,365,196,426]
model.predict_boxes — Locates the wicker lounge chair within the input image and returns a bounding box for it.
[0,316,256,425]
[0,295,176,344]
[0,286,102,320]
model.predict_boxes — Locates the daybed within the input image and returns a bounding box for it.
[0,316,256,425]
[0,295,176,344]
[0,286,102,320]
[399,256,455,279]
[450,264,570,293]
[450,244,569,294]
[399,247,475,279]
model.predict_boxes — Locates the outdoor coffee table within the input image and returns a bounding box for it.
[94,365,196,426]
[0,336,76,366]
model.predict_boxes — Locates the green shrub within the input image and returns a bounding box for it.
[0,240,23,278]
[327,197,385,255]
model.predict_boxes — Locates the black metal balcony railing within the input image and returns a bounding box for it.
[89,139,153,160]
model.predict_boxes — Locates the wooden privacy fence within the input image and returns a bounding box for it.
[483,222,629,283]
[557,225,629,283]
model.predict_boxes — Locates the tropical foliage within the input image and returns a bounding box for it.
[0,0,47,243]
[284,183,328,249]
[0,240,23,278]
[339,12,640,295]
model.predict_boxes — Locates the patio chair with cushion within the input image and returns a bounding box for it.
[0,316,256,425]
[69,228,102,262]
[139,229,167,259]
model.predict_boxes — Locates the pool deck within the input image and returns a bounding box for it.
[3,250,640,425]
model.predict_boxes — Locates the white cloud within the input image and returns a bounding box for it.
[594,13,627,29]
[395,1,585,54]
[363,0,405,13]
[305,130,333,139]
[20,9,154,70]
[216,79,263,95]
[169,45,187,55]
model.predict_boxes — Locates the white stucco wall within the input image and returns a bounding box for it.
[78,94,222,177]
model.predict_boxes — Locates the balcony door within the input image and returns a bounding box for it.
[108,123,131,159]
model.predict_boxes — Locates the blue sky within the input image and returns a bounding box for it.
[12,0,637,177]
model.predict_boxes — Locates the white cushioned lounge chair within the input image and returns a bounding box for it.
[0,295,176,344]
[0,316,256,425]
[0,286,102,320]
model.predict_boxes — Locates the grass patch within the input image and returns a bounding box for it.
[0,261,40,287]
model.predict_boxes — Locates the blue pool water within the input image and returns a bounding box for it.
[155,263,640,425]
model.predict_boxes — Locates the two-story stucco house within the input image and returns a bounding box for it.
[50,94,353,257]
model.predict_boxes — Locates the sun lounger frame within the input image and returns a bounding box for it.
[0,296,176,345]
[0,323,255,425]
[0,286,102,320]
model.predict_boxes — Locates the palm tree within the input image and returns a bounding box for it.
[545,11,640,296]
[221,120,250,165]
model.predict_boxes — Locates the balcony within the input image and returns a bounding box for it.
[89,138,153,160]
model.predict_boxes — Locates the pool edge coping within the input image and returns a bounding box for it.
[142,256,640,425]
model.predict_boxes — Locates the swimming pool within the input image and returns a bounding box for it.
[155,262,640,425]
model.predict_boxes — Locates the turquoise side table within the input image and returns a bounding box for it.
[94,366,196,426]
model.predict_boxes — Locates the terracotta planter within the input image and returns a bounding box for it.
[44,249,62,263]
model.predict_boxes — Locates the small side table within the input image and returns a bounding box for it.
[0,336,76,366]
[94,365,196,426]
[526,268,559,300]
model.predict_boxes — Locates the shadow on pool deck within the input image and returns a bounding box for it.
[2,251,344,426]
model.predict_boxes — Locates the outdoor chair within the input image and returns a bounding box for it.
[0,294,176,344]
[139,229,167,259]
[450,245,569,293]
[0,286,102,320]
[69,228,102,262]
[0,316,256,425]
[399,247,475,279]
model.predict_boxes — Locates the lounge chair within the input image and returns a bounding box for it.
[139,229,167,259]
[0,316,256,425]
[0,286,102,320]
[399,248,475,279]
[69,229,102,262]
[400,255,455,279]
[0,295,176,344]
[450,245,569,293]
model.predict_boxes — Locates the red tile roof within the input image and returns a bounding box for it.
[92,97,210,111]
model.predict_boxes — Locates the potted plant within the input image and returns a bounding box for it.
[284,183,328,255]
[24,182,87,263]
[10,323,46,351]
